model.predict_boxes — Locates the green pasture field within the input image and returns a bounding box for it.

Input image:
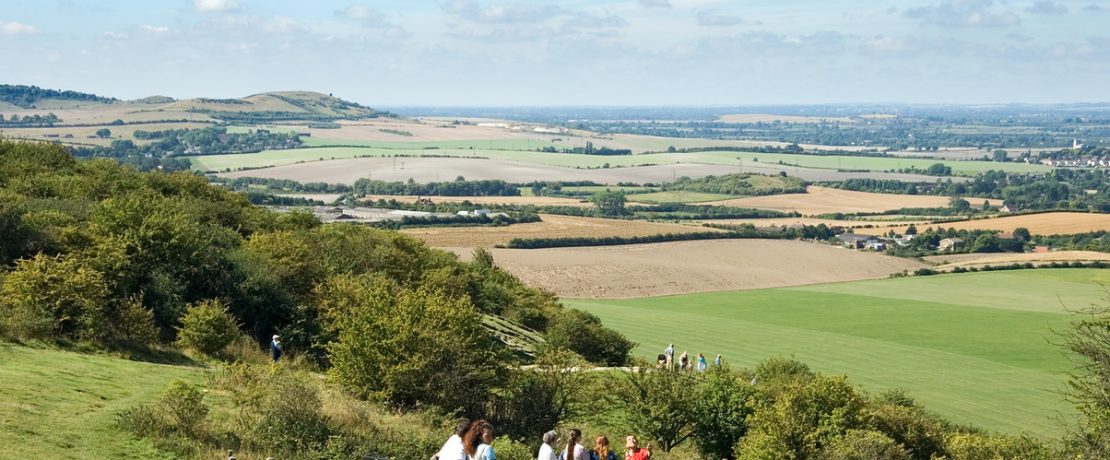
[625,191,735,203]
[187,145,1051,176]
[567,269,1109,437]
[0,342,206,459]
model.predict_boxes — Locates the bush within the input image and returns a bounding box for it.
[176,299,240,356]
[211,364,332,454]
[942,432,1053,460]
[0,253,109,340]
[544,309,634,366]
[817,429,910,460]
[492,437,534,460]
[118,380,209,439]
[692,366,760,460]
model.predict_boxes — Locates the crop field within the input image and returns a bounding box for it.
[855,212,1110,236]
[697,186,961,215]
[190,144,1043,176]
[924,251,1110,270]
[568,268,1110,436]
[718,113,858,124]
[208,154,966,186]
[624,191,735,203]
[361,194,594,207]
[402,213,713,247]
[455,239,927,298]
[0,121,212,147]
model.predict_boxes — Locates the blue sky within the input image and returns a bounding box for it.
[1,0,1107,106]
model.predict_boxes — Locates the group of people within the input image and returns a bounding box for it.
[432,420,653,460]
[658,343,721,372]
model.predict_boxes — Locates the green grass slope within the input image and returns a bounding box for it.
[0,342,206,459]
[566,269,1109,437]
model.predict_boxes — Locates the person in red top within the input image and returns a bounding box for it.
[624,436,651,460]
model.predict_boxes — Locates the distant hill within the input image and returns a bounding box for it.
[159,91,385,122]
[0,84,117,108]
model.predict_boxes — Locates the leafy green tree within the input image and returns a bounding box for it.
[738,376,865,459]
[95,128,112,138]
[991,150,1008,162]
[816,430,909,460]
[176,299,240,355]
[692,366,760,460]
[591,190,627,216]
[490,349,591,440]
[865,395,946,460]
[942,432,1053,460]
[322,275,504,413]
[1062,302,1110,457]
[0,253,109,340]
[544,309,634,366]
[619,368,698,452]
[1012,227,1031,242]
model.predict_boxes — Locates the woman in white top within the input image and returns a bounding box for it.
[463,419,496,460]
[561,428,588,460]
[537,430,559,460]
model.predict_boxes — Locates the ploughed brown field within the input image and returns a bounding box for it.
[449,239,928,298]
[924,251,1110,270]
[855,212,1110,236]
[402,214,715,247]
[696,186,989,215]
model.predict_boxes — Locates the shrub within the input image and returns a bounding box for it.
[692,366,760,460]
[942,432,1053,460]
[118,379,209,439]
[176,299,240,356]
[0,253,109,340]
[491,437,534,460]
[544,309,634,366]
[211,364,332,454]
[817,429,910,460]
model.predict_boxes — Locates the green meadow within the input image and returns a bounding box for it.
[187,145,1050,176]
[624,190,735,203]
[0,342,206,459]
[567,269,1109,437]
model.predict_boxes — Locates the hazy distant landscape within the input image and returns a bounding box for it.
[2,1,1109,459]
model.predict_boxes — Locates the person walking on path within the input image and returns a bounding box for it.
[270,334,283,363]
[538,430,559,460]
[696,353,708,372]
[624,436,651,460]
[464,420,496,460]
[679,351,689,371]
[663,344,674,369]
[433,419,470,460]
[561,428,588,460]
[714,354,722,367]
[590,436,618,460]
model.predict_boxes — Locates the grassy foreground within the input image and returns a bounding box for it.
[0,342,206,459]
[567,269,1109,437]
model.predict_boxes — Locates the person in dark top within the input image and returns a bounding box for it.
[270,334,283,363]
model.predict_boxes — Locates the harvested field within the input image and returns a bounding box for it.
[362,194,593,207]
[698,217,930,228]
[697,186,973,215]
[1,121,212,147]
[924,251,1110,270]
[450,239,926,298]
[856,212,1110,236]
[402,213,711,247]
[214,155,955,184]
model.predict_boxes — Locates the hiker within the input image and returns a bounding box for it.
[432,419,470,460]
[561,428,588,460]
[655,354,667,369]
[714,354,722,367]
[624,436,651,460]
[538,430,560,460]
[463,420,496,460]
[270,334,283,363]
[663,344,674,368]
[696,353,707,372]
[679,351,689,371]
[590,436,618,460]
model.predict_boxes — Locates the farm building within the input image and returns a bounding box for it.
[1001,201,1020,213]
[939,237,965,252]
[836,233,884,250]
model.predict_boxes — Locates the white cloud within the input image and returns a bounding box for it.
[696,10,742,26]
[141,25,170,33]
[904,0,1020,27]
[1025,1,1067,15]
[193,0,238,13]
[1,21,37,35]
[638,0,671,8]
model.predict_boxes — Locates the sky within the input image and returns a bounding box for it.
[1,0,1108,106]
